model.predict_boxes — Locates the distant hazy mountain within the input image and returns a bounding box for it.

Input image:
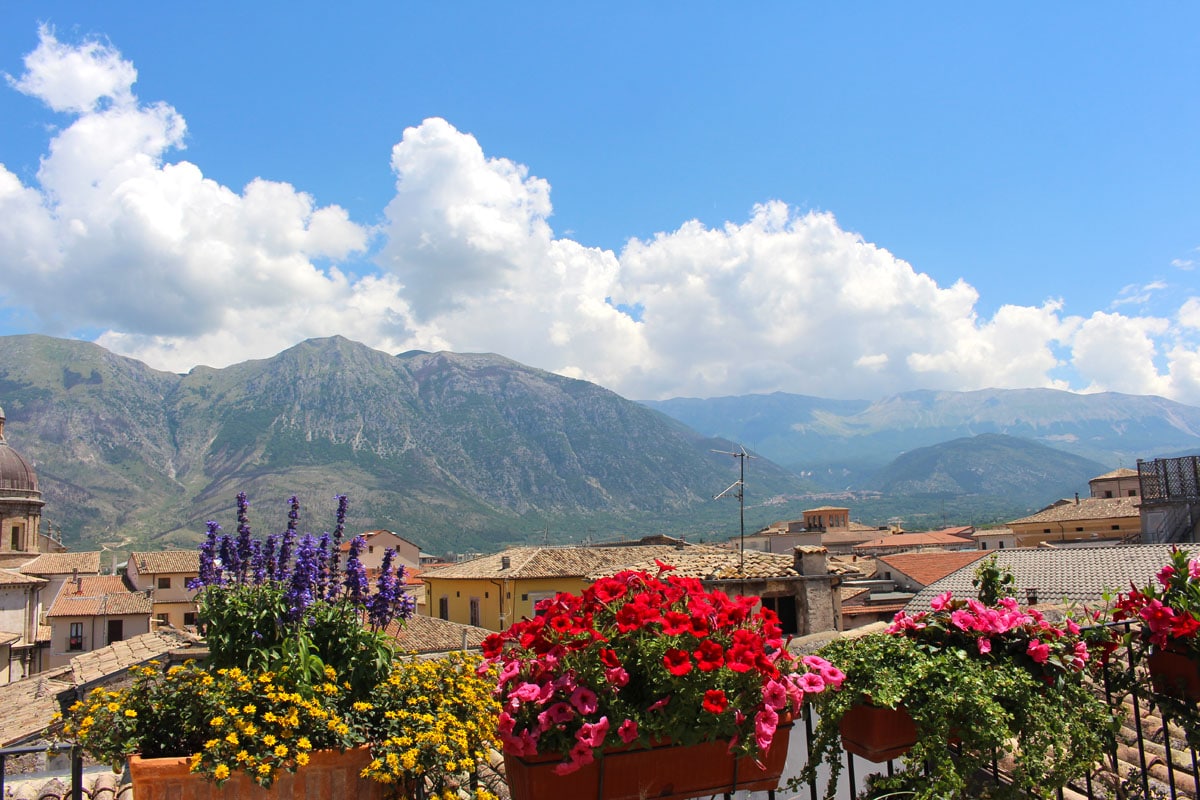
[867,433,1109,505]
[0,335,806,553]
[647,388,1200,487]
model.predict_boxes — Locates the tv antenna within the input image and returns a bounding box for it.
[713,445,754,574]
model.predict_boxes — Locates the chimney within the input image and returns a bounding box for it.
[1074,492,1080,505]
[793,545,828,576]
[501,555,511,570]
[72,569,81,594]
[1026,587,1039,605]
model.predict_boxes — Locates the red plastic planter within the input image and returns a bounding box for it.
[838,703,916,763]
[503,722,792,800]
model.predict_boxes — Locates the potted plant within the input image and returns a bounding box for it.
[483,561,844,800]
[802,557,1114,800]
[57,494,500,798]
[1113,546,1200,701]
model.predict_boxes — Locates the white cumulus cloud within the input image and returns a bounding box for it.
[2,28,1200,407]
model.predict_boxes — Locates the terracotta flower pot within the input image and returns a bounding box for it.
[128,747,387,800]
[503,721,792,800]
[838,703,916,763]
[1148,642,1200,702]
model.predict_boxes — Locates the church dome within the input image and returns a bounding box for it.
[0,406,39,493]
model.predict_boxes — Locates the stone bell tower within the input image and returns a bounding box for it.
[0,407,44,553]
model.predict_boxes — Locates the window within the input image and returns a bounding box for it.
[1076,527,1084,532]
[156,613,170,625]
[438,596,449,620]
[10,525,21,550]
[107,619,124,645]
[1104,490,1113,498]
[157,576,171,590]
[469,598,481,627]
[184,612,197,626]
[980,542,988,550]
[68,622,83,651]
[368,546,374,554]
[1129,489,1137,497]
[998,541,1005,549]
[1112,525,1120,531]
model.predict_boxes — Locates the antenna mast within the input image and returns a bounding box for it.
[713,445,754,574]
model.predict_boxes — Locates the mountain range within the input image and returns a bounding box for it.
[646,389,1200,489]
[1,334,1196,553]
[0,335,802,553]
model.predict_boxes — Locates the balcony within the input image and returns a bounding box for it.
[11,625,1200,799]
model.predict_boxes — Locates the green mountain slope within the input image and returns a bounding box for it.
[867,433,1108,504]
[0,335,806,553]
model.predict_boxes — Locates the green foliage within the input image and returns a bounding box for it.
[801,633,1116,800]
[972,555,1015,605]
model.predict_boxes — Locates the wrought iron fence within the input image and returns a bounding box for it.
[777,622,1200,800]
[1140,457,1200,504]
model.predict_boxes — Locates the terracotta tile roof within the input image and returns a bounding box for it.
[821,531,883,546]
[877,551,987,588]
[1008,497,1140,525]
[854,532,979,551]
[129,551,199,574]
[973,527,1013,538]
[420,546,682,580]
[842,602,907,617]
[841,586,870,603]
[907,543,1187,610]
[47,577,152,617]
[0,630,21,646]
[385,615,491,654]
[0,670,74,746]
[0,569,45,586]
[1091,468,1139,481]
[589,546,803,581]
[69,629,199,688]
[805,506,850,512]
[19,552,101,576]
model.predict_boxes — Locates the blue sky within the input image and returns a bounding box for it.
[0,3,1197,402]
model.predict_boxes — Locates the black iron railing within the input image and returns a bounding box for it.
[779,622,1200,800]
[0,744,83,800]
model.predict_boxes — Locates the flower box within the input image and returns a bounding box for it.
[838,703,916,763]
[129,747,386,800]
[503,722,792,800]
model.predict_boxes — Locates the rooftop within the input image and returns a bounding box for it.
[908,543,1184,610]
[588,545,808,582]
[878,550,988,587]
[19,552,101,576]
[129,550,199,574]
[385,615,490,654]
[420,545,683,580]
[854,531,978,551]
[1008,497,1141,525]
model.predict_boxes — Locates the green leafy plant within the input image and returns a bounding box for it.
[802,562,1116,800]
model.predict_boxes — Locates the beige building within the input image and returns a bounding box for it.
[45,575,152,670]
[0,570,47,681]
[1007,497,1140,547]
[126,551,200,628]
[804,506,851,531]
[1090,468,1140,499]
[341,530,421,572]
[420,545,682,631]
